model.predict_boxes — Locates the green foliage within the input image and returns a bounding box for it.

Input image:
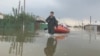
[0,7,37,32]
[17,12,36,24]
[2,8,37,24]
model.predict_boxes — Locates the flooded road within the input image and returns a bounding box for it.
[0,28,100,56]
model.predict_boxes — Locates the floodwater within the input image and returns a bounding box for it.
[0,28,100,56]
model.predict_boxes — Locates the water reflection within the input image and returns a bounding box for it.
[9,31,36,56]
[87,30,92,43]
[88,30,97,43]
[44,36,57,56]
[0,28,36,56]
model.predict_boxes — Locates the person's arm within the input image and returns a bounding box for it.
[54,17,58,27]
[46,16,50,23]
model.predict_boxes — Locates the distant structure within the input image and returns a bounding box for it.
[0,13,4,19]
[84,16,100,32]
[36,16,45,23]
[84,22,100,31]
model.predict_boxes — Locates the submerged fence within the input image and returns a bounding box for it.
[0,19,47,35]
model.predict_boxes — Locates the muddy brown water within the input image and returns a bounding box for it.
[0,28,100,56]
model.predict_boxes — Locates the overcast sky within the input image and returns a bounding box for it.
[0,0,100,25]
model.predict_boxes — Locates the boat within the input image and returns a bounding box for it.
[54,25,70,33]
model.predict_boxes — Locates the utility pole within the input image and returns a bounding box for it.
[90,16,91,25]
[24,0,26,12]
[18,0,21,14]
[82,20,84,29]
[23,0,26,33]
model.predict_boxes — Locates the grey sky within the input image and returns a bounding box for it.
[0,0,100,20]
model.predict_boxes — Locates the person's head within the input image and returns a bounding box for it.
[50,11,54,16]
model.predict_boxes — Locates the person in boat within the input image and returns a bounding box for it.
[46,11,58,35]
[44,36,57,56]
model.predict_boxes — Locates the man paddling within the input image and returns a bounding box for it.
[46,11,58,35]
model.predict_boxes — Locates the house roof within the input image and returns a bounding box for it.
[0,13,3,15]
[36,20,45,23]
[85,24,100,26]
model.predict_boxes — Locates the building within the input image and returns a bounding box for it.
[84,24,100,32]
[0,13,4,19]
[35,16,47,30]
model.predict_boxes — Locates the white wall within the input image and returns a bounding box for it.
[85,25,97,31]
[0,15,4,19]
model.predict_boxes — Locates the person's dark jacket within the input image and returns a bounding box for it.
[46,16,58,27]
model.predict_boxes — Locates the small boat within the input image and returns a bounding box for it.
[55,25,70,33]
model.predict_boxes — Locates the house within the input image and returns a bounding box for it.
[84,24,100,32]
[0,13,4,19]
[35,16,47,30]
